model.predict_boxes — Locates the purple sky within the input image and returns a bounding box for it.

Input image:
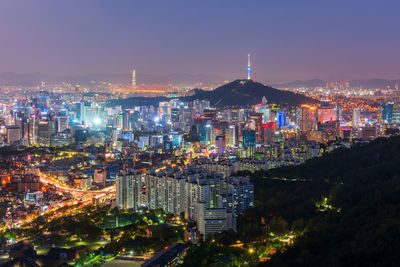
[0,0,399,82]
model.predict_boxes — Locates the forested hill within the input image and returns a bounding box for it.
[182,79,316,107]
[260,137,400,266]
[109,79,316,108]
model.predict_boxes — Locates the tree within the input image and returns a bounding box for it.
[270,216,289,235]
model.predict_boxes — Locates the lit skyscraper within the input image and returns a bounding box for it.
[300,105,318,132]
[352,108,361,129]
[247,54,251,80]
[132,69,136,88]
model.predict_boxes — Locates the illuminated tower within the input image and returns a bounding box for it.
[247,54,251,80]
[132,69,136,88]
[352,108,361,129]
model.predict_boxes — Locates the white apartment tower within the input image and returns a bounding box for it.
[116,170,142,210]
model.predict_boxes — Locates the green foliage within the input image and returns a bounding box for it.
[179,243,258,267]
[260,136,400,266]
[269,216,288,235]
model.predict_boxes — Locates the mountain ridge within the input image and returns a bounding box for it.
[0,72,223,86]
[110,79,316,108]
[273,78,400,89]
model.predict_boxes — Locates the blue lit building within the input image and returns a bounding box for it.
[242,129,256,147]
[169,132,183,148]
[199,123,212,145]
[382,102,393,124]
[277,112,287,128]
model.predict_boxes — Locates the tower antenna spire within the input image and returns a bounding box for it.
[247,54,251,80]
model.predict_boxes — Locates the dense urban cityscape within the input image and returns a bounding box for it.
[1,66,400,266]
[1,1,400,266]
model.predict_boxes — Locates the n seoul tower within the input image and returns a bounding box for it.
[247,53,251,80]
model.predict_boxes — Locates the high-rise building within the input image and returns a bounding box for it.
[226,176,254,215]
[199,123,212,145]
[116,170,142,210]
[132,69,136,88]
[57,116,69,133]
[159,101,171,123]
[300,105,318,132]
[226,125,236,147]
[142,166,253,239]
[81,101,98,128]
[277,112,287,128]
[215,135,226,155]
[122,110,132,130]
[6,126,21,144]
[382,102,394,123]
[392,103,400,124]
[193,100,210,114]
[37,121,51,146]
[243,129,256,147]
[352,108,361,129]
[318,106,338,124]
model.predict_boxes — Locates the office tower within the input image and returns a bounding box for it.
[261,123,275,144]
[171,108,180,123]
[169,132,183,148]
[382,102,394,123]
[352,108,361,129]
[300,105,318,131]
[122,110,133,130]
[112,128,122,144]
[193,100,210,114]
[150,135,163,147]
[395,83,399,91]
[132,69,136,88]
[199,123,212,145]
[81,101,97,127]
[116,170,142,210]
[37,121,51,146]
[318,106,338,124]
[159,101,171,123]
[277,112,287,128]
[226,125,236,147]
[257,106,272,123]
[243,129,256,147]
[57,116,69,133]
[138,135,150,149]
[6,126,21,144]
[393,103,400,124]
[215,135,226,155]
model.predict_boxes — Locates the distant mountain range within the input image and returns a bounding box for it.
[2,72,398,90]
[0,72,223,86]
[110,79,316,108]
[273,78,400,89]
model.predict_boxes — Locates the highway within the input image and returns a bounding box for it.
[3,163,173,232]
[39,172,116,195]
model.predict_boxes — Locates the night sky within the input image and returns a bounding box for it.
[0,0,399,82]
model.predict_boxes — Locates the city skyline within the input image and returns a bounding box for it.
[2,2,400,266]
[0,0,400,82]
